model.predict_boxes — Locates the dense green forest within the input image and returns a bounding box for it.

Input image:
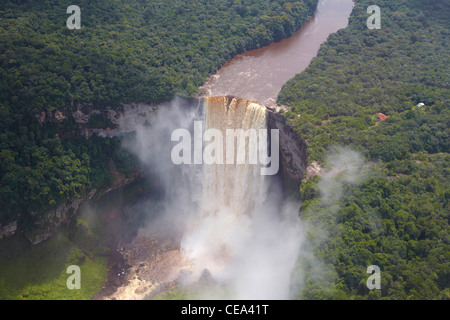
[278,0,449,299]
[0,0,318,236]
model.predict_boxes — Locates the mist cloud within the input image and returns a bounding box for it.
[291,146,371,298]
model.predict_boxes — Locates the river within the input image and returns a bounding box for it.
[199,0,355,107]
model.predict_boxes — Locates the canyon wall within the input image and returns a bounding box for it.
[268,110,307,183]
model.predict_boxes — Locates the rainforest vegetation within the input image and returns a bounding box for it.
[278,0,449,299]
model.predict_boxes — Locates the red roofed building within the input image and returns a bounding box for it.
[378,113,388,121]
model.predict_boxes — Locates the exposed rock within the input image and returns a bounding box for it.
[26,198,83,245]
[306,161,324,180]
[35,102,161,139]
[97,233,183,300]
[54,110,66,122]
[70,105,122,126]
[35,110,67,124]
[0,221,18,240]
[39,111,46,123]
[268,110,307,182]
[72,107,100,124]
[107,109,120,125]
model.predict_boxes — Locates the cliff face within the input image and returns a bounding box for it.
[11,99,308,245]
[0,198,84,244]
[36,102,160,138]
[26,198,84,245]
[268,110,307,182]
[1,103,157,245]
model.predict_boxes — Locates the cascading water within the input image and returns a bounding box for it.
[202,97,269,216]
[181,97,271,273]
[177,97,303,299]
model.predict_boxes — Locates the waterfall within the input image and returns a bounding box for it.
[181,97,271,274]
[178,97,302,299]
[123,96,303,299]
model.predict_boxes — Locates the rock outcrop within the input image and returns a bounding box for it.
[268,110,307,182]
[0,221,18,240]
[306,161,324,180]
[35,102,160,138]
[25,198,83,245]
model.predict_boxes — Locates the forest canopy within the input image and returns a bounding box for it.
[1,0,318,113]
[278,0,449,299]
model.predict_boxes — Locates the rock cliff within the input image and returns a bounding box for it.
[268,110,307,182]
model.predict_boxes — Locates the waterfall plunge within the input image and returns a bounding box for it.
[179,97,303,299]
[181,97,270,273]
[123,96,304,299]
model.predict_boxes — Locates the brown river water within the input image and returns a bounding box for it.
[199,0,355,106]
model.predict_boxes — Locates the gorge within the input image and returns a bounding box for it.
[95,95,309,299]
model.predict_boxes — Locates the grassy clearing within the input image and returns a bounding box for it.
[0,223,108,300]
